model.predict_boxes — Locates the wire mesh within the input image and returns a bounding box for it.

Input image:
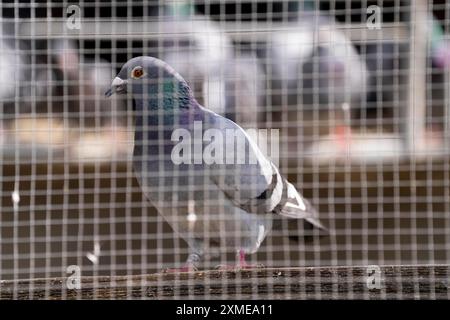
[0,0,450,299]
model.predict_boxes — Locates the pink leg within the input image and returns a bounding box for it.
[236,250,264,270]
[334,125,352,151]
[216,250,264,271]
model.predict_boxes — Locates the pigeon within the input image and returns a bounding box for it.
[156,2,263,128]
[361,13,447,128]
[267,13,368,110]
[19,52,60,115]
[106,56,326,270]
[220,54,265,128]
[0,21,26,117]
[49,39,126,126]
[359,42,408,123]
[426,13,450,130]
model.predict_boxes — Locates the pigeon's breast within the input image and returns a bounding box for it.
[131,109,272,254]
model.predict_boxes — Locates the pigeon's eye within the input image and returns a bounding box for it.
[131,66,145,79]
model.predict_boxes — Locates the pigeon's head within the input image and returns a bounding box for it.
[105,56,194,109]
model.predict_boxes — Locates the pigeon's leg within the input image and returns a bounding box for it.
[235,250,264,270]
[163,253,201,273]
[216,250,264,271]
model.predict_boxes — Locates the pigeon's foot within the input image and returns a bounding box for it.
[215,250,265,271]
[235,249,265,270]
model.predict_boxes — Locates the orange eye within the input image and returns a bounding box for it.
[131,67,144,79]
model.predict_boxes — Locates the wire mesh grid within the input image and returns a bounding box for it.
[0,0,450,300]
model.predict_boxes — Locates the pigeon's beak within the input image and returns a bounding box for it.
[105,77,127,97]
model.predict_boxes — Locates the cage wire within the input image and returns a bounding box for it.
[0,0,450,300]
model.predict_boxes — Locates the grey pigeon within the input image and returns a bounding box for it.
[361,13,446,127]
[361,42,408,122]
[267,13,368,109]
[106,56,325,270]
[0,21,26,116]
[50,39,126,126]
[422,13,450,130]
[19,54,60,115]
[221,54,265,129]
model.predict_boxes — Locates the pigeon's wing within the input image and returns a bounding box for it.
[205,111,324,227]
[206,112,276,210]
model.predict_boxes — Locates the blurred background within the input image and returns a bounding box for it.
[1,0,450,285]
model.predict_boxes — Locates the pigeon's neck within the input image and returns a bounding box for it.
[132,93,202,128]
[134,78,195,111]
[132,97,203,157]
[134,90,198,115]
[131,75,202,149]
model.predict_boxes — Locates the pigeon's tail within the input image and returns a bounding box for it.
[304,217,328,233]
[276,180,328,233]
[272,218,328,242]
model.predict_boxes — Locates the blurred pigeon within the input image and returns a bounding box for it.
[426,14,450,130]
[157,2,264,128]
[221,54,265,128]
[429,13,450,69]
[50,39,126,126]
[106,56,326,270]
[0,21,26,117]
[361,14,448,128]
[19,51,60,115]
[267,13,368,110]
[360,42,408,123]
